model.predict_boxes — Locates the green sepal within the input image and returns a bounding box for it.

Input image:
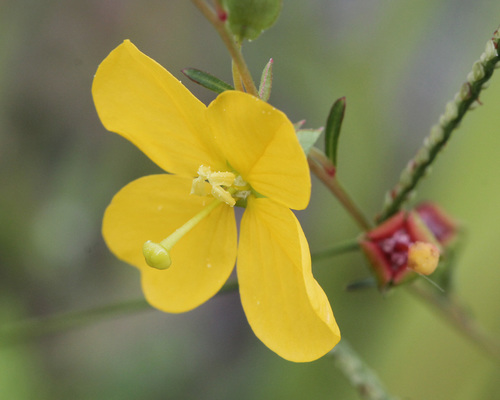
[234,198,248,208]
[296,128,323,156]
[258,58,273,101]
[221,0,283,41]
[429,227,465,292]
[324,97,346,167]
[181,68,234,94]
[293,120,306,130]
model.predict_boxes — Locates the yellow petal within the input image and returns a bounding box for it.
[206,91,310,210]
[237,197,340,362]
[102,174,237,312]
[92,40,225,176]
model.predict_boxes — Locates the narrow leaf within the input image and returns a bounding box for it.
[324,97,346,167]
[258,58,273,101]
[182,68,234,94]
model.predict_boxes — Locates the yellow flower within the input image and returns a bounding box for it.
[92,40,340,362]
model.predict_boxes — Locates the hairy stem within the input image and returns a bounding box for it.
[378,29,500,222]
[329,340,400,400]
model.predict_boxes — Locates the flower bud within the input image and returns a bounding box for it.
[359,211,440,290]
[415,202,459,246]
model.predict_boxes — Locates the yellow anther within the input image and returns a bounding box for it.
[191,176,208,196]
[211,185,236,206]
[209,171,236,187]
[407,241,440,275]
[233,175,249,190]
[191,164,249,207]
[197,165,212,179]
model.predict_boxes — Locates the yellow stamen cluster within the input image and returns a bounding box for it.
[191,165,250,207]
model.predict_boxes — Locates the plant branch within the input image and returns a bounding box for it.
[409,283,500,363]
[0,298,151,347]
[311,239,360,262]
[378,28,500,222]
[191,0,258,96]
[329,339,400,400]
[0,281,239,347]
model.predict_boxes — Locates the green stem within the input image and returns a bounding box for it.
[0,298,151,347]
[378,29,500,222]
[308,147,372,231]
[408,284,500,363]
[191,0,258,96]
[311,239,360,262]
[232,59,245,91]
[329,339,400,400]
[0,281,239,347]
[0,235,359,347]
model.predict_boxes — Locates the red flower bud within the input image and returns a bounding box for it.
[415,202,459,246]
[360,211,441,290]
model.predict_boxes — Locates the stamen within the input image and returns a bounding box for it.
[211,185,236,206]
[143,198,223,270]
[233,175,249,189]
[191,165,239,207]
[209,171,235,187]
[197,165,212,178]
[190,176,207,196]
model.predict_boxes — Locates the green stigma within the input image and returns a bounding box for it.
[142,195,223,270]
[143,241,172,270]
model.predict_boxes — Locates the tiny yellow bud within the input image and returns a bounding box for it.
[407,241,440,275]
[143,240,172,270]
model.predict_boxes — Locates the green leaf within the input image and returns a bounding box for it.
[296,128,323,155]
[181,68,234,94]
[221,0,283,41]
[324,97,346,167]
[258,58,273,101]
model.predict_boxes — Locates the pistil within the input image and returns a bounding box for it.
[143,198,223,270]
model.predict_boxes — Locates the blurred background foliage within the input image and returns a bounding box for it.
[1,0,500,399]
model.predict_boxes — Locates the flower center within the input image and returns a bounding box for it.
[142,165,251,270]
[190,165,251,206]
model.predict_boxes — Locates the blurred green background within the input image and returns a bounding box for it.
[1,1,500,399]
